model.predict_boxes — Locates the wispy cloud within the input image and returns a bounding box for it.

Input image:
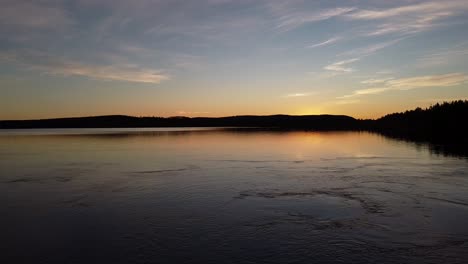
[276,7,355,32]
[306,37,341,48]
[284,92,314,98]
[3,51,169,84]
[339,73,468,98]
[347,1,464,20]
[340,38,402,57]
[361,78,394,85]
[339,87,391,98]
[324,58,360,72]
[347,1,468,36]
[387,73,468,89]
[1,0,467,100]
[48,63,169,84]
[365,15,449,36]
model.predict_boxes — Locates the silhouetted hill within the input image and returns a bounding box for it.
[0,114,359,130]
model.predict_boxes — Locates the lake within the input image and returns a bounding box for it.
[1,128,467,264]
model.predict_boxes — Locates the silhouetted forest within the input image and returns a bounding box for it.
[1,100,467,147]
[368,100,468,144]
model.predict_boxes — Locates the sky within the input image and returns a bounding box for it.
[1,0,468,120]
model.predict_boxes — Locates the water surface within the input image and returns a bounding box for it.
[1,128,467,263]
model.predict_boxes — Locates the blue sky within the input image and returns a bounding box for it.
[1,0,468,119]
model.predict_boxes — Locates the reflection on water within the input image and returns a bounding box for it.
[1,128,467,264]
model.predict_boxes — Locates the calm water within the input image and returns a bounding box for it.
[1,128,468,264]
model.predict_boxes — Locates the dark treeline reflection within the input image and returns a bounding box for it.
[376,132,468,159]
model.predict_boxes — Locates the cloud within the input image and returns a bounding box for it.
[1,0,467,91]
[3,51,169,84]
[347,1,464,20]
[365,15,448,36]
[46,63,170,84]
[340,38,403,57]
[346,1,468,36]
[306,37,341,48]
[361,78,394,85]
[269,0,467,36]
[276,7,356,32]
[324,58,360,72]
[386,73,468,89]
[339,73,468,98]
[284,93,314,98]
[338,87,391,99]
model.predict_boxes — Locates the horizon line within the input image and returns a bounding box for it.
[2,99,467,122]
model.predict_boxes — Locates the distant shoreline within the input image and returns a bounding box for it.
[0,114,359,129]
[1,101,467,145]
